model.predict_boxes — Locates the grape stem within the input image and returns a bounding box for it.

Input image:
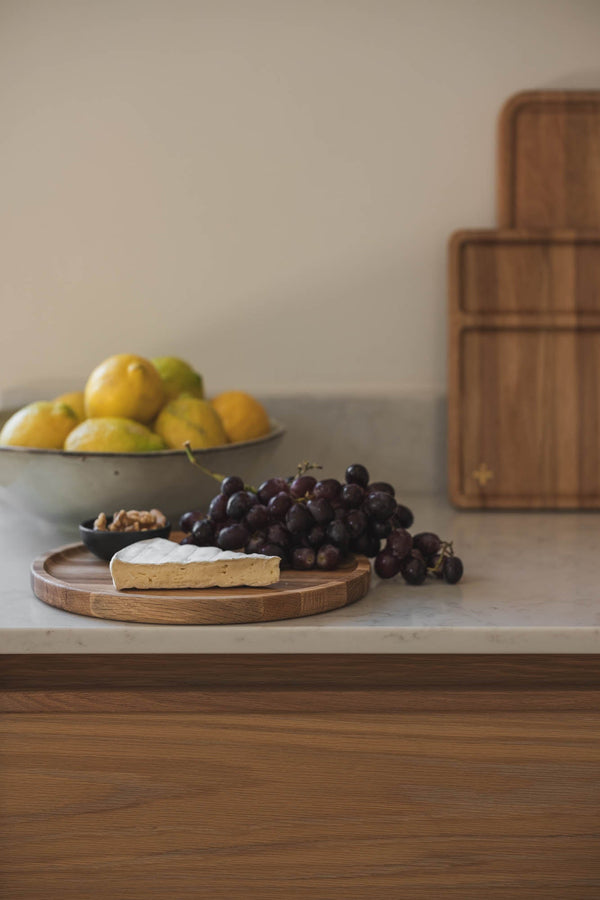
[296,461,323,476]
[183,441,257,492]
[183,443,322,495]
[427,540,454,577]
[183,441,227,483]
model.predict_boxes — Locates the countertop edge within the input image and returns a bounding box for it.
[3,625,600,655]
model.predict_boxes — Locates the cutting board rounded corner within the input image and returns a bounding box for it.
[497,89,600,229]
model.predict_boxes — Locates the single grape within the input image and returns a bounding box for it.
[292,547,316,570]
[267,491,293,521]
[306,497,334,525]
[367,481,395,497]
[307,524,327,548]
[393,504,414,530]
[346,509,367,539]
[191,517,216,545]
[220,475,245,497]
[259,542,288,561]
[246,532,266,554]
[369,519,392,539]
[290,474,317,499]
[374,550,401,579]
[401,556,427,585]
[364,490,397,522]
[285,503,314,535]
[443,556,464,584]
[351,532,379,557]
[345,464,369,487]
[326,520,350,551]
[208,493,229,522]
[410,548,427,566]
[245,503,270,531]
[313,479,342,501]
[341,483,364,509]
[217,523,249,551]
[267,523,291,549]
[226,490,256,520]
[386,528,412,560]
[316,543,341,570]
[413,532,442,558]
[179,509,204,533]
[257,477,289,504]
[213,517,235,536]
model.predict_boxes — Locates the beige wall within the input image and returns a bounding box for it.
[2,0,600,401]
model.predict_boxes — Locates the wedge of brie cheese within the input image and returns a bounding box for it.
[110,538,281,590]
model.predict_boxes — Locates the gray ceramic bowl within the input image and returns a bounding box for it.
[0,408,285,527]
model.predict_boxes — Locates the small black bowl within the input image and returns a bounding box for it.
[79,517,172,561]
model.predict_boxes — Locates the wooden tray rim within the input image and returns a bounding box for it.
[31,541,372,626]
[449,228,600,319]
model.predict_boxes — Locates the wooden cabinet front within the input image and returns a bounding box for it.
[2,655,600,899]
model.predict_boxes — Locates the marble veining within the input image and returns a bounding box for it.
[2,493,600,653]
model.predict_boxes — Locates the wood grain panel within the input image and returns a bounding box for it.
[498,90,600,228]
[448,229,600,508]
[3,654,600,712]
[458,327,600,503]
[457,232,600,314]
[2,711,600,896]
[2,655,599,898]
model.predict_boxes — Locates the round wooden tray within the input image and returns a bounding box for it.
[31,537,371,625]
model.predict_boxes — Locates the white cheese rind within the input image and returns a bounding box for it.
[109,538,281,590]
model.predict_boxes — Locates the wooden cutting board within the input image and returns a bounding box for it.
[448,229,600,508]
[497,90,600,228]
[31,537,371,625]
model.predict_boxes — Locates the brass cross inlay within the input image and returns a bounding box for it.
[472,462,494,486]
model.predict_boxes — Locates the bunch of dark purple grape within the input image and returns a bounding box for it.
[179,463,463,584]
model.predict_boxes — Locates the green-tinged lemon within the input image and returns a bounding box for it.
[211,391,270,443]
[151,356,204,402]
[0,401,79,449]
[84,354,165,424]
[154,396,227,450]
[54,390,86,421]
[64,417,166,452]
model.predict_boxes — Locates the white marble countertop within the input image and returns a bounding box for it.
[1,493,599,654]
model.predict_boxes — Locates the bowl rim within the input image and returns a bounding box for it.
[0,416,285,459]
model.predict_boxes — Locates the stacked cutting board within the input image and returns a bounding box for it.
[449,90,600,508]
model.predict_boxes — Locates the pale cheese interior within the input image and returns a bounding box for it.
[110,538,281,590]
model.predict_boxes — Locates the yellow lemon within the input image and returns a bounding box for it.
[154,395,227,450]
[210,391,270,443]
[151,356,204,402]
[84,354,165,424]
[64,417,166,452]
[54,390,86,421]
[0,401,79,449]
